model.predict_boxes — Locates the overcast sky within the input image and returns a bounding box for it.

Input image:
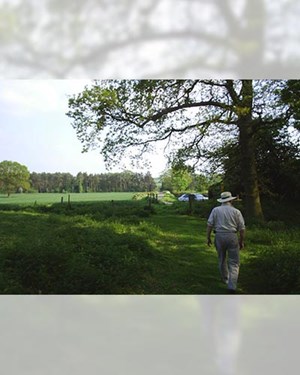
[0,80,167,177]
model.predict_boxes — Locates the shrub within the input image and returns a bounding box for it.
[160,191,177,204]
[132,193,148,200]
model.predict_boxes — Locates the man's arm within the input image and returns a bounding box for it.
[236,210,245,249]
[207,225,213,246]
[239,229,245,249]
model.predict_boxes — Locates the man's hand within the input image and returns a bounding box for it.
[206,225,213,247]
[239,229,245,250]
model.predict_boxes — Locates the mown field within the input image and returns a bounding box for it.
[0,193,299,294]
[0,192,136,205]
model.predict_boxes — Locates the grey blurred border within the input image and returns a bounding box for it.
[0,296,299,375]
[1,1,299,374]
[0,0,299,78]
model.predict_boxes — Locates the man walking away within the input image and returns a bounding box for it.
[207,192,245,294]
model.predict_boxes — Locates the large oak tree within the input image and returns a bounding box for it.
[67,79,287,220]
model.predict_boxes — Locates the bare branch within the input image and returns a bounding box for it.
[144,100,232,125]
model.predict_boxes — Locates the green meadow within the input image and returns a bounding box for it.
[0,192,136,205]
[0,193,299,294]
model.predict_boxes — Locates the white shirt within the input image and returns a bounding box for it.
[207,203,245,233]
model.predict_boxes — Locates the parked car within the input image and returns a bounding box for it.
[178,193,208,201]
[195,193,209,201]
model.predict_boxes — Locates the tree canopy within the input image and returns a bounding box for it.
[30,171,156,193]
[67,79,298,220]
[0,161,30,197]
[160,167,193,194]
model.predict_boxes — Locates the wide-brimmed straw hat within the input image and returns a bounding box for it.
[217,191,237,203]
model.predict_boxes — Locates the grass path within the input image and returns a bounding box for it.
[146,212,254,294]
[146,214,232,294]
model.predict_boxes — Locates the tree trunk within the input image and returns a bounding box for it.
[237,81,264,221]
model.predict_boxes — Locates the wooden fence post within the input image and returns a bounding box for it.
[148,193,152,208]
[188,194,195,214]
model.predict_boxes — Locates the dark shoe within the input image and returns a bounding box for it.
[228,289,236,294]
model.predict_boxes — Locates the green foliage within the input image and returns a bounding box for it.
[238,197,300,294]
[254,121,300,201]
[66,79,235,168]
[212,120,300,203]
[260,198,300,226]
[171,168,193,193]
[280,80,300,130]
[171,199,245,219]
[208,181,223,200]
[0,160,30,196]
[132,192,148,201]
[160,191,177,203]
[160,168,193,193]
[241,226,300,294]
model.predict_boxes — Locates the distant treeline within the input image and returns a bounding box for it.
[30,171,156,193]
